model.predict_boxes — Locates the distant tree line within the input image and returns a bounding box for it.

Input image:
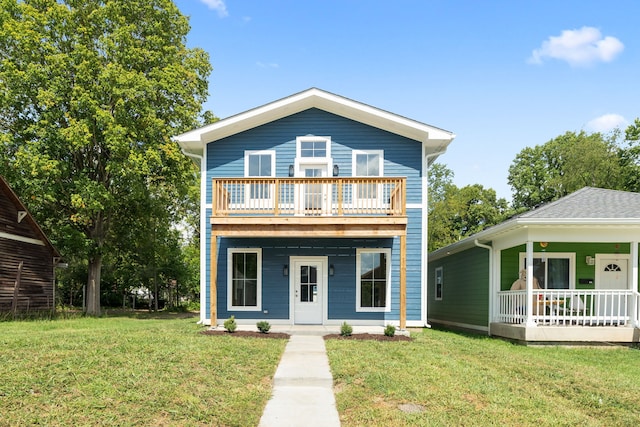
[428,119,640,252]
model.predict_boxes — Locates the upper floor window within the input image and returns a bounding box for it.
[296,136,331,161]
[245,151,275,199]
[353,150,383,177]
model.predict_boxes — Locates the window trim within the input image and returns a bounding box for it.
[294,136,332,176]
[435,266,443,301]
[352,149,384,177]
[355,248,392,312]
[227,248,262,311]
[518,252,576,289]
[244,150,276,178]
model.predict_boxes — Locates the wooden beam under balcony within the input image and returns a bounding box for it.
[210,216,407,238]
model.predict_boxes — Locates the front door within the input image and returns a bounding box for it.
[595,254,630,319]
[291,257,326,324]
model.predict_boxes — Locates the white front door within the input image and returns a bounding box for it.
[291,257,326,324]
[595,254,630,318]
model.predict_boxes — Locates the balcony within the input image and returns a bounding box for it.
[210,177,407,238]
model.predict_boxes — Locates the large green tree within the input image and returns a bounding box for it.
[428,163,510,251]
[0,0,210,315]
[508,131,622,209]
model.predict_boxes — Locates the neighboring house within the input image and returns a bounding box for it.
[428,187,640,343]
[175,88,455,327]
[0,175,61,313]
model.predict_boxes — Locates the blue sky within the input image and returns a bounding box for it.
[173,0,639,201]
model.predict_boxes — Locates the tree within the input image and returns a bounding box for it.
[618,118,640,192]
[0,0,211,315]
[428,164,510,251]
[508,131,622,209]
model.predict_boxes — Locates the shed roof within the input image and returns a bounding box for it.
[0,175,61,258]
[174,88,456,157]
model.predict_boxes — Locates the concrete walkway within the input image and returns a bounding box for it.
[258,335,341,427]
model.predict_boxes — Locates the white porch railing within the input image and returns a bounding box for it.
[496,290,640,326]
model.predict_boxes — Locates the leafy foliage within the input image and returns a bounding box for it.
[256,321,271,334]
[340,321,353,336]
[224,316,237,333]
[428,164,510,251]
[384,324,396,337]
[0,0,211,314]
[508,130,623,209]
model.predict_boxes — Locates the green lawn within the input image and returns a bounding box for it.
[0,313,287,427]
[326,328,640,426]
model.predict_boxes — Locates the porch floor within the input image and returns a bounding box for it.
[490,322,640,343]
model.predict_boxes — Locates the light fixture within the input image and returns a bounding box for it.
[283,265,289,276]
[288,165,294,177]
[586,256,595,266]
[332,165,339,177]
[329,264,334,276]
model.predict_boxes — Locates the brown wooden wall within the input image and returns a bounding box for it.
[0,188,56,312]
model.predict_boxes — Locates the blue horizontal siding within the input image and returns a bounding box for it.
[203,107,426,322]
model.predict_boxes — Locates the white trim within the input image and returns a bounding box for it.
[289,256,329,325]
[244,150,276,177]
[0,231,46,246]
[434,266,443,300]
[227,248,263,311]
[355,248,392,312]
[352,149,384,177]
[407,203,422,209]
[294,136,333,177]
[518,252,576,289]
[595,253,631,290]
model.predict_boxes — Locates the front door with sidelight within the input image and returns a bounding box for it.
[291,257,326,324]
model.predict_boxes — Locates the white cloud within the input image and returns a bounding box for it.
[586,114,627,132]
[528,27,623,67]
[199,0,228,17]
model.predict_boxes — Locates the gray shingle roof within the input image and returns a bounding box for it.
[520,187,640,219]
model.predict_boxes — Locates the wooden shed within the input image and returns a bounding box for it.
[0,175,61,313]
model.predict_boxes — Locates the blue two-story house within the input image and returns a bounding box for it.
[175,88,455,328]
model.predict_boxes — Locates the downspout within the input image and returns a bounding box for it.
[474,240,493,334]
[422,148,448,328]
[181,148,207,325]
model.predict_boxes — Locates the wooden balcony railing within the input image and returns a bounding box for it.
[212,177,406,217]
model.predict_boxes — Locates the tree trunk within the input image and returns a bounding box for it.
[86,255,102,316]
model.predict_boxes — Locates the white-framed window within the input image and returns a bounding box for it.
[352,150,383,201]
[227,248,262,311]
[435,267,443,301]
[518,252,575,289]
[297,136,331,160]
[356,248,391,312]
[245,150,275,199]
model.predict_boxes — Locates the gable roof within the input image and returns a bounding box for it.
[174,88,456,157]
[429,187,640,259]
[0,175,61,258]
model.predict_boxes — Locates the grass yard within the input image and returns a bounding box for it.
[0,312,287,426]
[326,328,640,426]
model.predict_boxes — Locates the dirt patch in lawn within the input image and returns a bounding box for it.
[200,330,290,339]
[324,333,412,342]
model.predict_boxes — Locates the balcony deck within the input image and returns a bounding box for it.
[210,177,407,237]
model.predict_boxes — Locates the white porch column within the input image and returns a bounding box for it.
[525,240,536,327]
[631,241,638,328]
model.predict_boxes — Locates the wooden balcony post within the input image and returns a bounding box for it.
[400,234,407,329]
[210,232,218,326]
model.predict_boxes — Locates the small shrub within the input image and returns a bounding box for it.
[340,321,353,337]
[256,320,271,333]
[223,316,237,333]
[384,324,396,337]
